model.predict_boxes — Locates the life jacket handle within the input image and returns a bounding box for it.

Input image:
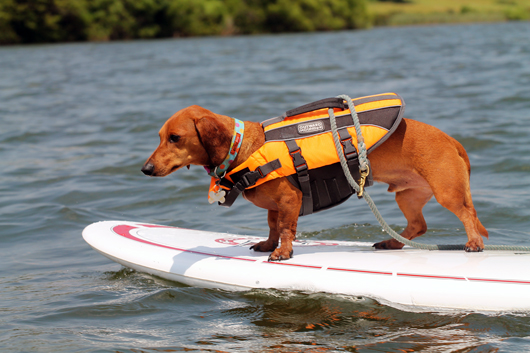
[285,97,346,118]
[262,97,347,128]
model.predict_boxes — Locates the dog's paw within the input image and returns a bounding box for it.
[267,249,293,261]
[464,239,484,252]
[373,239,405,250]
[464,246,484,252]
[250,240,278,252]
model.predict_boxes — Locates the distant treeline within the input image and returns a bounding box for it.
[0,0,371,44]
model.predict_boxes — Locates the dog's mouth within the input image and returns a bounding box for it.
[142,162,191,177]
[169,164,190,173]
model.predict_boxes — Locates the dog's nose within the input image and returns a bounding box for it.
[141,163,155,176]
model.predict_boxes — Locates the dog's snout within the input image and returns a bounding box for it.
[141,162,155,176]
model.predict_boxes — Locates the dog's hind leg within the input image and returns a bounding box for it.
[419,143,488,251]
[429,175,487,252]
[374,187,433,250]
[371,120,487,251]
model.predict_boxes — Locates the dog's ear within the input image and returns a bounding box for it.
[195,114,232,167]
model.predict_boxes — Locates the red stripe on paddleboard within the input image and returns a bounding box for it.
[112,224,256,262]
[468,278,530,285]
[327,267,392,276]
[397,273,466,281]
[263,261,321,269]
[139,224,179,229]
[397,273,530,284]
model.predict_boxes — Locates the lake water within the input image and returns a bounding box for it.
[2,21,530,352]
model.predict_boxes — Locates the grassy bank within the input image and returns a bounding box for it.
[369,0,530,26]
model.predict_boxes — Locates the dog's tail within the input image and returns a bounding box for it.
[452,137,489,239]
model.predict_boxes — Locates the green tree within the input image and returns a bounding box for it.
[235,0,371,34]
[0,0,372,44]
[0,0,90,44]
[0,0,19,43]
[167,0,231,36]
[86,0,172,40]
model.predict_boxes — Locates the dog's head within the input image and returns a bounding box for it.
[141,105,232,177]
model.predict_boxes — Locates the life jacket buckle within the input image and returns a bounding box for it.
[240,170,261,189]
[295,163,308,173]
[256,166,265,178]
[289,148,308,172]
[289,148,301,157]
[340,137,357,160]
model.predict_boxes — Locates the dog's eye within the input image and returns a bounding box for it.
[169,134,180,143]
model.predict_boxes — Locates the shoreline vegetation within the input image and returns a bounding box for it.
[0,0,529,45]
[371,0,530,27]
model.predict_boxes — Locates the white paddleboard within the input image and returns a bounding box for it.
[83,221,530,312]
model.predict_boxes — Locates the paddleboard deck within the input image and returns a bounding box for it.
[83,221,530,311]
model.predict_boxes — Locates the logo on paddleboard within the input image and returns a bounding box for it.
[215,237,260,246]
[215,237,339,247]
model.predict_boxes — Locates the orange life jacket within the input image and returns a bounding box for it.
[212,92,405,216]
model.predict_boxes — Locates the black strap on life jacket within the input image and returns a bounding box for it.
[338,127,358,169]
[285,139,313,216]
[218,159,282,208]
[282,128,361,216]
[337,127,373,199]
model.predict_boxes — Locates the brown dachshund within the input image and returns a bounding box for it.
[141,105,488,260]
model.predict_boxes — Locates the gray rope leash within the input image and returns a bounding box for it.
[329,95,530,252]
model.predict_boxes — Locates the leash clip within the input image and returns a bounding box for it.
[357,165,370,199]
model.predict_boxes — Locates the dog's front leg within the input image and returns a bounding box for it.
[250,210,280,252]
[246,179,302,260]
[268,203,300,261]
[251,208,298,261]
